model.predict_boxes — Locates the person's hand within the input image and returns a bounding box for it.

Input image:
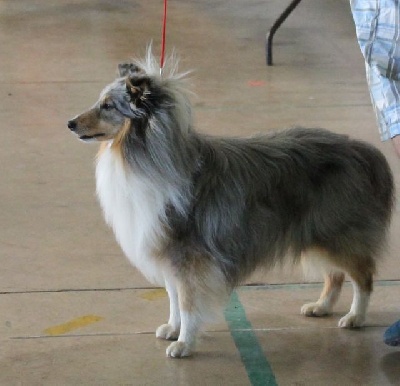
[392,135,400,158]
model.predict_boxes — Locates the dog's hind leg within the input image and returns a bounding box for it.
[301,249,375,327]
[301,271,345,317]
[156,278,180,341]
[338,266,373,328]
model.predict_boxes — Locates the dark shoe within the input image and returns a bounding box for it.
[384,319,400,346]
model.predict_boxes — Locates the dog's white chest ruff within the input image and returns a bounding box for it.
[95,145,167,285]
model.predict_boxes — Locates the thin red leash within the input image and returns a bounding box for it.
[160,0,168,75]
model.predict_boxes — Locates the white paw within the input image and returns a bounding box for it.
[166,341,192,358]
[338,313,365,328]
[301,302,331,317]
[156,324,179,341]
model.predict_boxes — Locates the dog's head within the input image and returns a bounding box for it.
[67,62,158,142]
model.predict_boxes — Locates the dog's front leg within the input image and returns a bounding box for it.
[156,278,180,340]
[165,280,200,358]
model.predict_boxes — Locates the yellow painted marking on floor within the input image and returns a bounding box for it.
[43,315,103,336]
[140,288,167,301]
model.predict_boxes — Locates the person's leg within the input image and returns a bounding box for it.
[350,0,400,346]
[392,135,400,158]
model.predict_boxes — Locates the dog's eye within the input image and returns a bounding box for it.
[102,102,114,110]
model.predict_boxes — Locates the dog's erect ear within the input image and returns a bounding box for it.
[117,63,143,77]
[126,76,151,106]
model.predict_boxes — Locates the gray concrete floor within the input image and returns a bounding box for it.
[1,0,399,385]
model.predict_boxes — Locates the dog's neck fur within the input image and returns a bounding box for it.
[116,96,199,217]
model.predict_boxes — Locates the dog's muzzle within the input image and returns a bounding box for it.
[67,119,106,141]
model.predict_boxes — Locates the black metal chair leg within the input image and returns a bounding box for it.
[266,0,303,66]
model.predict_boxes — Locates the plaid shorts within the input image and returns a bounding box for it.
[351,0,400,140]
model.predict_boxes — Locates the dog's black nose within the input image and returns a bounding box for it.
[68,120,77,131]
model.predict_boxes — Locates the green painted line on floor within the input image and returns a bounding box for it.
[224,291,278,386]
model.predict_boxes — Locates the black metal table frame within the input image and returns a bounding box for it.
[266,0,303,66]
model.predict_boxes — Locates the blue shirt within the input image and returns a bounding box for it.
[350,0,400,140]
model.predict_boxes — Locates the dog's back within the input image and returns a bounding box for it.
[176,128,395,283]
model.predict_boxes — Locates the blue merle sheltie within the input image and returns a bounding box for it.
[67,49,394,358]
